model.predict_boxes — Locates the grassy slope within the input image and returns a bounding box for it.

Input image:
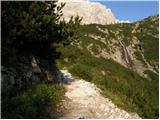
[134,16,159,67]
[56,15,159,118]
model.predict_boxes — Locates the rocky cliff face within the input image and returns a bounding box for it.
[1,56,63,95]
[57,0,118,25]
[1,56,40,95]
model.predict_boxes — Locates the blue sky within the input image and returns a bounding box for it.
[97,1,159,22]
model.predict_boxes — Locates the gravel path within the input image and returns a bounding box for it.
[59,70,141,119]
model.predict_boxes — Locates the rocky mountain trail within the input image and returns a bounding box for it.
[56,69,141,119]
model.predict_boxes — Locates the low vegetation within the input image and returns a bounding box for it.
[56,15,159,119]
[57,43,159,118]
[135,15,159,65]
[1,83,64,118]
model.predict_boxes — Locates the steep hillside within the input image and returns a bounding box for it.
[56,15,159,118]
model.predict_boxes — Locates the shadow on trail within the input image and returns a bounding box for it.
[60,70,75,85]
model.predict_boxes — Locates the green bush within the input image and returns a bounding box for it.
[69,63,93,81]
[1,83,64,118]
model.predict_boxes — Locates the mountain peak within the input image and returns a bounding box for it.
[58,0,118,25]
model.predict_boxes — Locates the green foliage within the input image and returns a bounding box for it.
[78,24,106,38]
[70,63,93,81]
[58,16,82,46]
[58,45,159,118]
[91,44,100,55]
[142,35,158,62]
[134,16,159,65]
[144,70,159,81]
[1,1,82,60]
[1,83,64,118]
[134,51,146,65]
[56,15,159,118]
[1,1,81,119]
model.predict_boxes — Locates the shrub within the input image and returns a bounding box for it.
[1,83,64,118]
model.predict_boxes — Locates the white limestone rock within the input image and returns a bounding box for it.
[57,0,118,25]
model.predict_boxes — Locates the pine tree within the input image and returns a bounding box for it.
[1,1,82,60]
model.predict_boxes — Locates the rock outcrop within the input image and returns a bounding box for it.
[1,56,42,95]
[1,56,63,96]
[57,0,118,25]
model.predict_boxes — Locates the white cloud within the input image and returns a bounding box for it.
[118,20,131,23]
